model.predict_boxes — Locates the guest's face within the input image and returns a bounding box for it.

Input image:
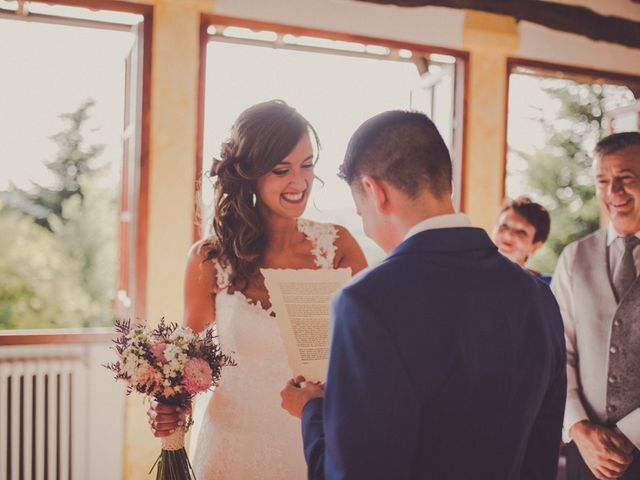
[594,145,640,236]
[492,208,542,267]
[255,133,315,220]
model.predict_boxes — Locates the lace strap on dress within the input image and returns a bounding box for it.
[213,258,232,290]
[297,219,339,269]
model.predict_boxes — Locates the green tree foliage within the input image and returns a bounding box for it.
[2,99,105,231]
[51,178,118,327]
[0,212,93,329]
[515,80,634,274]
[0,100,118,329]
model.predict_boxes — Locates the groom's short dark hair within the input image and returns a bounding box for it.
[338,110,452,198]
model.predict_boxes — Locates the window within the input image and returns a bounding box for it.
[605,102,640,133]
[0,1,150,329]
[198,17,466,263]
[505,59,639,273]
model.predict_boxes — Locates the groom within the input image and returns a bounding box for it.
[280,111,567,479]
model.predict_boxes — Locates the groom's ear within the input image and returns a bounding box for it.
[361,175,390,214]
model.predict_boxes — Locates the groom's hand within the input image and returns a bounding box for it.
[280,375,324,418]
[147,399,191,437]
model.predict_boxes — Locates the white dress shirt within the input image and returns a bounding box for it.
[403,213,472,241]
[552,224,640,447]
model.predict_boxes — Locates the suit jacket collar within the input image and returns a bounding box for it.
[403,213,472,241]
[388,227,498,259]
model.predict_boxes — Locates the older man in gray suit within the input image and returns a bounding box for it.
[552,131,640,480]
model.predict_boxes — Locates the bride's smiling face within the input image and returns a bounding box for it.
[255,133,315,219]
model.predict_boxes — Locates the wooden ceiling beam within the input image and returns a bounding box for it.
[353,0,640,49]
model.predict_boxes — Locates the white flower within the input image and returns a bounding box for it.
[127,327,147,347]
[169,326,194,348]
[161,344,187,379]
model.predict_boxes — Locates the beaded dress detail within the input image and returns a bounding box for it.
[190,219,338,479]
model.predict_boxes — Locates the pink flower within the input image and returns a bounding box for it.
[150,343,167,363]
[137,363,162,395]
[161,386,176,397]
[182,358,213,394]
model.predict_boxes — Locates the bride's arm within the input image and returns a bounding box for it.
[148,241,216,437]
[332,225,368,275]
[183,240,217,334]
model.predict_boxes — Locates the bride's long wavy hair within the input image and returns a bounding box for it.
[202,100,319,291]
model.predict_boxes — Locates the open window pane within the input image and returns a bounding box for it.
[505,67,638,274]
[0,9,140,329]
[200,25,463,263]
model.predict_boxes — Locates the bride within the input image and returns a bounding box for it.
[148,100,367,479]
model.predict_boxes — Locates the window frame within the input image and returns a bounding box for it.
[502,57,640,201]
[0,0,153,336]
[195,13,470,241]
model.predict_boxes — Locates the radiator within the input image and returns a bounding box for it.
[0,346,87,480]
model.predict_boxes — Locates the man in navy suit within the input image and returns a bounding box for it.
[280,110,567,480]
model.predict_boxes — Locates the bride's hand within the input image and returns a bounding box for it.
[147,399,192,437]
[280,376,324,419]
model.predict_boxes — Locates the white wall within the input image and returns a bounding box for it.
[215,0,640,76]
[214,0,465,51]
[518,21,640,76]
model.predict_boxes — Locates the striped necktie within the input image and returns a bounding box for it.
[612,235,640,302]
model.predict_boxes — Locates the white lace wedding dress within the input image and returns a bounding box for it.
[189,219,339,480]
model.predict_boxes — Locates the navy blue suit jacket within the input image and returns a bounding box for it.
[301,227,566,480]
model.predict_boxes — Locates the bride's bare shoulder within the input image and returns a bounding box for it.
[331,224,368,274]
[185,239,219,293]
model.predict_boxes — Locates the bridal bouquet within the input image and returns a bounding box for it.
[105,318,235,480]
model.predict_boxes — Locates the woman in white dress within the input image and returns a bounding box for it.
[149,100,367,479]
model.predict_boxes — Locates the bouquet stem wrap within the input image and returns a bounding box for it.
[152,427,196,480]
[161,428,186,451]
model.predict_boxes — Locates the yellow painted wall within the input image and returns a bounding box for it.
[122,1,214,478]
[462,11,520,232]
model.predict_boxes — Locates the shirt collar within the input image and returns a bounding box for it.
[606,222,640,246]
[403,213,472,241]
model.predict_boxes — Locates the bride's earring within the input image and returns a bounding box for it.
[252,193,257,207]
